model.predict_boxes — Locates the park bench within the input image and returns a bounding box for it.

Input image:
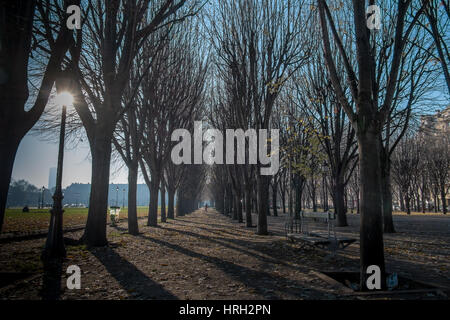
[109,206,121,226]
[285,211,356,251]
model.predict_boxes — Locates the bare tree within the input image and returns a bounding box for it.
[0,0,78,231]
[317,0,428,289]
[67,0,201,246]
[419,0,450,94]
[392,134,421,215]
[296,51,358,226]
[206,0,311,234]
[138,24,206,227]
[425,133,450,214]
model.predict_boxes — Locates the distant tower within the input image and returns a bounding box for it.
[48,167,57,190]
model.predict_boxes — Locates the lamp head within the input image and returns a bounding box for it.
[55,91,74,107]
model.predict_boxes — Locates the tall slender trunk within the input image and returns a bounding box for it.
[358,129,386,290]
[400,189,405,211]
[333,173,348,226]
[334,181,348,226]
[381,159,395,233]
[83,133,112,246]
[224,187,229,216]
[441,188,447,215]
[245,188,253,227]
[356,190,360,214]
[148,178,160,226]
[405,192,411,215]
[280,188,286,214]
[127,163,139,235]
[256,174,269,235]
[232,193,238,220]
[0,139,20,232]
[218,188,225,214]
[176,189,183,217]
[272,183,278,216]
[311,184,317,212]
[228,187,234,217]
[294,178,303,219]
[167,187,175,219]
[421,180,426,213]
[236,195,243,223]
[160,180,166,222]
[253,189,258,214]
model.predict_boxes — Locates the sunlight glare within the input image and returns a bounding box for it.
[55,91,74,107]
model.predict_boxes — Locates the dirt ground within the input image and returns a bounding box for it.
[0,209,449,300]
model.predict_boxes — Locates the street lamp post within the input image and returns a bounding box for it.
[42,92,72,260]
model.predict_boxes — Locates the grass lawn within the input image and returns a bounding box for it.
[2,207,152,234]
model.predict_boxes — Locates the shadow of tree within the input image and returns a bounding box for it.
[161,225,300,271]
[137,234,325,299]
[173,220,249,237]
[90,246,177,300]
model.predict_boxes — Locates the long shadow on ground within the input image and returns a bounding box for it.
[160,225,303,271]
[90,246,177,299]
[137,234,326,299]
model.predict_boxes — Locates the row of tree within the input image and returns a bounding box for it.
[1,0,449,290]
[1,0,208,245]
[218,123,449,223]
[206,0,449,290]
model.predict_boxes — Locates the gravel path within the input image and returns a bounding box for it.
[0,209,449,300]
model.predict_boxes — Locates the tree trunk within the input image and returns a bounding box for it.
[272,183,278,217]
[421,192,426,213]
[358,129,386,290]
[160,180,166,222]
[256,174,269,235]
[334,181,348,226]
[245,188,253,227]
[148,178,160,226]
[381,158,395,233]
[167,187,175,219]
[237,195,243,223]
[441,188,447,215]
[176,190,183,217]
[280,188,286,214]
[356,191,360,214]
[219,189,225,214]
[294,180,302,219]
[0,139,20,232]
[400,189,405,212]
[83,133,112,247]
[127,163,139,235]
[405,192,411,215]
[312,186,317,212]
[232,193,238,220]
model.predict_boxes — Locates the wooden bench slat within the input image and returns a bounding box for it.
[301,211,335,219]
[287,234,331,245]
[285,211,355,251]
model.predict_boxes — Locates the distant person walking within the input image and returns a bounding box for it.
[205,204,208,212]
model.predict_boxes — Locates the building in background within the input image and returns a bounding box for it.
[419,106,450,135]
[48,167,57,190]
[417,106,450,211]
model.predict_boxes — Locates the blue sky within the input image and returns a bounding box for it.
[11,132,130,188]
